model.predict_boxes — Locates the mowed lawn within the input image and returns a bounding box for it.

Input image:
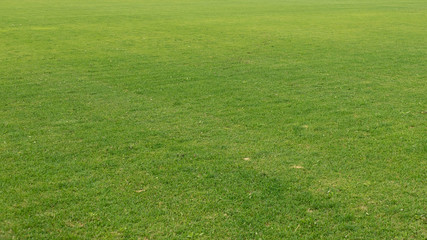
[1,0,426,238]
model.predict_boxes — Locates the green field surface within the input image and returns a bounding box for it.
[1,0,426,239]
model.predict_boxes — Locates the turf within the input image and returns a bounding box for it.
[0,0,426,239]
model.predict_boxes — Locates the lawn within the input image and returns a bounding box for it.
[0,0,426,239]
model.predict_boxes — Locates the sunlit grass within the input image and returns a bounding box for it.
[1,0,426,238]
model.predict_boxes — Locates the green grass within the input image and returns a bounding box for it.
[1,0,426,238]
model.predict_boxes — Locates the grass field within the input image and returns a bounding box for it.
[1,0,426,239]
